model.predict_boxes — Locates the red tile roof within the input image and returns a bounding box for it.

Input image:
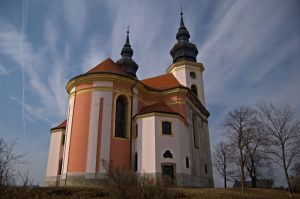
[86,58,128,76]
[141,73,184,90]
[51,119,67,131]
[138,102,176,115]
[135,101,186,121]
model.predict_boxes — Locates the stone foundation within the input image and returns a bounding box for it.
[45,172,214,188]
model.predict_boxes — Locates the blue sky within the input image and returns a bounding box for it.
[0,0,299,187]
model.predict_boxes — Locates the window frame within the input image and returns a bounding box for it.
[135,123,138,138]
[134,152,138,172]
[186,157,190,168]
[191,84,198,97]
[192,114,199,149]
[113,95,131,139]
[161,120,173,136]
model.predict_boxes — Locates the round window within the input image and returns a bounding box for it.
[190,71,196,79]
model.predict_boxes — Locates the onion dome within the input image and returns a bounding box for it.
[170,11,198,63]
[116,30,139,78]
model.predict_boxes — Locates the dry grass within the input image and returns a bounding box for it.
[175,188,300,199]
[0,186,300,199]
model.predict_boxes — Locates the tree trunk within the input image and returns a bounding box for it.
[224,172,227,188]
[252,175,257,188]
[283,165,293,198]
[240,149,246,199]
[252,168,257,188]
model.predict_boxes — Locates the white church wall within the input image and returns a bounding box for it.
[154,116,190,174]
[184,65,205,106]
[93,81,113,173]
[169,63,205,106]
[171,67,187,86]
[61,88,76,177]
[178,121,192,175]
[133,118,142,172]
[46,130,64,177]
[86,82,113,174]
[140,116,156,173]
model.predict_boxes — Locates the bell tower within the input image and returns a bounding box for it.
[167,11,206,106]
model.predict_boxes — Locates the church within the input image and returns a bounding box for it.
[45,12,214,188]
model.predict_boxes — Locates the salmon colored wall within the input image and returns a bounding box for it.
[68,85,92,172]
[76,83,93,90]
[114,81,131,91]
[110,139,131,170]
[109,87,131,171]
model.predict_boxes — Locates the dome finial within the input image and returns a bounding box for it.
[170,7,198,63]
[121,28,133,58]
[180,5,183,16]
[116,27,139,78]
[125,25,130,46]
[180,6,185,28]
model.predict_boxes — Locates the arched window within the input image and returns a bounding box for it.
[163,150,173,158]
[191,85,198,96]
[115,96,127,138]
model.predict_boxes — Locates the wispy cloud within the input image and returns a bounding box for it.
[62,0,87,40]
[0,64,9,75]
[0,17,68,124]
[201,1,300,106]
[80,36,107,72]
[181,2,300,164]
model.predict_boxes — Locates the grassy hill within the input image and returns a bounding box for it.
[1,187,300,199]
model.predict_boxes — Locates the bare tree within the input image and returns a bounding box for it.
[244,121,269,188]
[290,163,300,193]
[0,138,24,186]
[213,141,235,188]
[224,106,256,198]
[257,102,300,198]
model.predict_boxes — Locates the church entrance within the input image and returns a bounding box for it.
[161,163,175,185]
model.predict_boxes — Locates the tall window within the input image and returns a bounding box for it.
[134,152,138,172]
[193,114,199,148]
[61,134,65,145]
[205,164,208,174]
[186,157,190,168]
[115,96,127,138]
[162,121,172,135]
[58,159,63,175]
[135,124,138,138]
[191,85,198,96]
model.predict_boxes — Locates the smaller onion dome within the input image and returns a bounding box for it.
[170,11,198,63]
[116,30,139,78]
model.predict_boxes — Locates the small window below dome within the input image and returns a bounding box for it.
[191,85,198,97]
[134,152,138,172]
[135,124,138,138]
[58,159,63,175]
[190,71,196,79]
[163,150,173,158]
[61,134,65,145]
[186,157,190,168]
[161,121,172,135]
